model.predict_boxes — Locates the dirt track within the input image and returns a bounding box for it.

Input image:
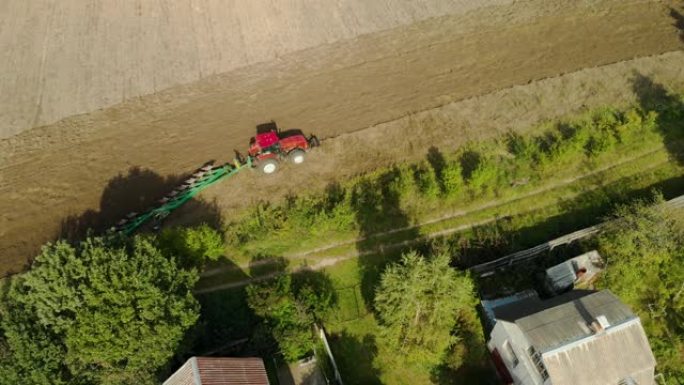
[1,0,683,276]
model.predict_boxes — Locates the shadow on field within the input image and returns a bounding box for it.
[632,73,684,165]
[58,166,223,242]
[671,6,684,44]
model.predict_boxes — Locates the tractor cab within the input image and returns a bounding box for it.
[247,122,319,174]
[249,130,280,155]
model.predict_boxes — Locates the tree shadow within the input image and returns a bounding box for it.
[671,6,684,44]
[431,361,498,385]
[248,254,289,277]
[427,146,447,190]
[631,73,684,165]
[58,166,224,242]
[459,149,481,181]
[350,167,419,309]
[327,332,381,385]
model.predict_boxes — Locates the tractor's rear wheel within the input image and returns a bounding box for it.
[260,159,278,174]
[289,149,306,165]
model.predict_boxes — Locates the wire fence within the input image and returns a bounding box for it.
[470,194,684,277]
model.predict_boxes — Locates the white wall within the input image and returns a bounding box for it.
[488,321,546,385]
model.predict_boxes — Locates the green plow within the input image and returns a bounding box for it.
[111,157,252,235]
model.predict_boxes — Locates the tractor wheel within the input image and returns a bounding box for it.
[260,159,278,174]
[289,149,306,165]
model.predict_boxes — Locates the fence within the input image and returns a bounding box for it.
[470,194,684,277]
[316,325,344,385]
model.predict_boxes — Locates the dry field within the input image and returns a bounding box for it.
[0,0,683,276]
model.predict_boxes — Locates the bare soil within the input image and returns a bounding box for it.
[1,0,683,276]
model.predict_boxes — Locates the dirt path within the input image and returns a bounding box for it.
[1,0,683,276]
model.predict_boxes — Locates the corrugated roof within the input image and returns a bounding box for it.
[494,290,656,385]
[164,357,270,385]
[543,320,656,385]
[516,290,635,352]
[545,260,576,292]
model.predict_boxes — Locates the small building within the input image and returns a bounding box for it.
[544,250,604,295]
[164,357,270,385]
[485,290,656,385]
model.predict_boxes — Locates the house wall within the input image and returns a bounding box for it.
[488,321,546,385]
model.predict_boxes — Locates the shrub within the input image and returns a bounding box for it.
[246,272,335,362]
[159,224,224,267]
[586,129,617,157]
[467,157,500,195]
[441,161,465,197]
[414,163,440,199]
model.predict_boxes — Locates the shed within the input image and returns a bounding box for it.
[163,357,270,385]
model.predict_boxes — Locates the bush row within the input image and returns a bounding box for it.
[225,97,683,257]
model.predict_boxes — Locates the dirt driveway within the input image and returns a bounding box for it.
[1,0,683,276]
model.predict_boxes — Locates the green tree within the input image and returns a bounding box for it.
[246,271,335,362]
[374,250,477,371]
[0,235,200,385]
[596,195,684,379]
[246,275,314,361]
[158,223,225,268]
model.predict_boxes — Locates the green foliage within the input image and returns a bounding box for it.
[467,156,500,195]
[0,235,200,385]
[441,161,465,196]
[246,272,335,362]
[373,250,477,371]
[223,99,682,258]
[596,195,684,378]
[414,163,441,199]
[159,223,225,267]
[247,275,313,361]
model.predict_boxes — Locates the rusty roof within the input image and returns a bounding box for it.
[163,357,269,385]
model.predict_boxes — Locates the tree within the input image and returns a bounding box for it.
[246,271,335,362]
[373,250,476,370]
[0,235,200,385]
[246,275,313,361]
[158,223,225,268]
[596,195,684,378]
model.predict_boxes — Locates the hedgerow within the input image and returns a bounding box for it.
[224,96,683,258]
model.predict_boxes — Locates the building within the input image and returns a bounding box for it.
[543,250,604,295]
[164,357,270,385]
[484,290,656,385]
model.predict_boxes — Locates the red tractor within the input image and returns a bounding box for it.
[247,122,319,174]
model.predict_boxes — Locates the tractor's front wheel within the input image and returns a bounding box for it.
[289,149,306,165]
[260,159,279,174]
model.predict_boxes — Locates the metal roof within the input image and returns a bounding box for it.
[494,290,656,385]
[517,290,635,352]
[164,357,270,385]
[543,320,656,385]
[545,260,576,292]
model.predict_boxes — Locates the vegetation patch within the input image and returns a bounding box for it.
[224,91,684,261]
